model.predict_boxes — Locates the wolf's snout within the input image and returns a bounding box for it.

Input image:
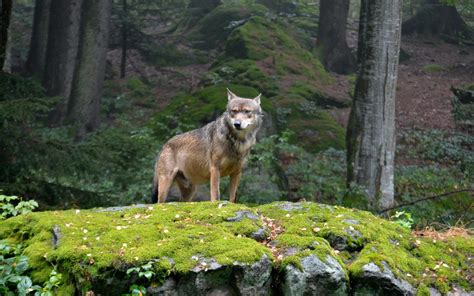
[233,120,242,129]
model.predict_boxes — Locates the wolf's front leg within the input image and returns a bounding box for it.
[229,171,242,203]
[210,165,220,201]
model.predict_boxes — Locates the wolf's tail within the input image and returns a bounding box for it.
[151,176,158,203]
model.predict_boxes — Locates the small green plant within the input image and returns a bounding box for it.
[34,269,62,296]
[390,211,414,230]
[0,194,38,220]
[0,241,35,296]
[125,259,160,296]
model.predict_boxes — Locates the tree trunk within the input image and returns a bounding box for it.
[402,0,471,39]
[346,0,402,210]
[25,0,51,80]
[0,0,13,70]
[43,0,83,98]
[317,0,355,74]
[67,0,112,139]
[120,0,127,79]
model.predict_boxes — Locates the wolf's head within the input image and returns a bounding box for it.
[225,88,263,133]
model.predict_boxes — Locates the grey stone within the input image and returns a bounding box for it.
[250,228,267,241]
[225,210,259,222]
[447,285,474,296]
[282,254,348,296]
[342,219,360,225]
[234,255,273,296]
[147,278,177,296]
[352,261,415,296]
[279,202,304,212]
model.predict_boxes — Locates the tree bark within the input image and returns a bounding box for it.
[43,0,83,98]
[120,0,127,79]
[317,0,355,74]
[67,0,113,139]
[0,0,13,70]
[402,0,471,39]
[346,0,402,210]
[25,0,52,80]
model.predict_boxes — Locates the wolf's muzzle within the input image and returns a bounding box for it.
[233,120,242,129]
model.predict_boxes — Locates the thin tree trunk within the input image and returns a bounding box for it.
[346,0,402,210]
[25,0,52,80]
[43,0,83,95]
[0,0,13,70]
[120,0,127,79]
[317,0,355,74]
[67,0,113,139]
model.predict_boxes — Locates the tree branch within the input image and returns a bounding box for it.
[378,189,474,214]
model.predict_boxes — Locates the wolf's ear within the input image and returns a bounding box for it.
[254,93,262,105]
[227,88,237,101]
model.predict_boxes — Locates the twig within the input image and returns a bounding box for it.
[378,189,474,214]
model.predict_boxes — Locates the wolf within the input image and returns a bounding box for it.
[151,89,263,203]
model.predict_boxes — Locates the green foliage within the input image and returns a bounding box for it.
[398,129,473,176]
[0,241,62,296]
[0,194,38,220]
[0,74,157,208]
[0,241,36,296]
[390,211,414,230]
[395,165,473,227]
[0,73,45,101]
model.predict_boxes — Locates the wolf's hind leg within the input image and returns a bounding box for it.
[157,170,177,203]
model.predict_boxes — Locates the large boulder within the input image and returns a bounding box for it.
[1,202,472,295]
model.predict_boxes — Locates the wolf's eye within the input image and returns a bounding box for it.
[243,110,251,114]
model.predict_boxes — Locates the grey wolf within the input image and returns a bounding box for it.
[151,89,263,203]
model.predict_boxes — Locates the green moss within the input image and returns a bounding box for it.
[224,16,330,82]
[189,4,269,50]
[148,84,274,140]
[258,202,473,292]
[126,77,151,97]
[422,64,447,73]
[0,202,270,286]
[287,111,346,152]
[2,202,471,293]
[205,59,279,97]
[464,83,474,91]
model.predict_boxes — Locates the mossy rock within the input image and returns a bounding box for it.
[204,59,280,97]
[189,3,269,50]
[1,202,472,295]
[148,84,274,141]
[224,16,330,82]
[274,93,345,152]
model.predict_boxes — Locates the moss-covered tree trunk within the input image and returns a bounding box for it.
[317,0,355,74]
[0,0,13,71]
[402,0,471,39]
[42,0,83,126]
[25,0,51,80]
[346,0,402,210]
[67,0,112,139]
